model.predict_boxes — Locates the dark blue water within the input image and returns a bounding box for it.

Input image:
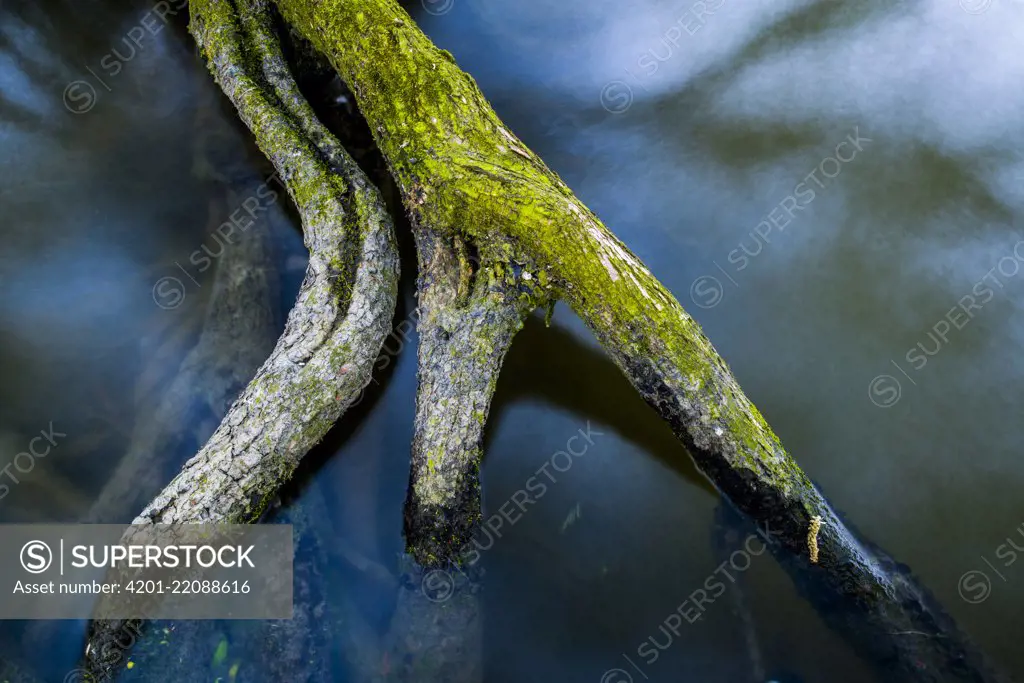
[2,0,1024,681]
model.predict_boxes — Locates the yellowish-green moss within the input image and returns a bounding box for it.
[272,0,819,507]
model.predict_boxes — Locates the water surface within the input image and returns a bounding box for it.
[2,0,1024,681]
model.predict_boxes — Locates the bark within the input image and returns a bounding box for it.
[71,0,1009,680]
[266,2,1010,681]
[376,229,543,683]
[404,229,541,568]
[83,0,399,675]
[135,0,399,527]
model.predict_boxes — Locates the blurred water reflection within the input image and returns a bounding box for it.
[1,0,1023,681]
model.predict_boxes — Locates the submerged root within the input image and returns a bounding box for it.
[404,228,546,568]
[376,229,547,683]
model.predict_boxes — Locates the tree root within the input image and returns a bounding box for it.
[368,229,544,683]
[135,0,399,528]
[83,0,398,676]
[76,0,1012,680]
[404,228,543,568]
[270,1,1011,680]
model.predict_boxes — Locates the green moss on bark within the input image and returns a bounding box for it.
[266,3,1012,680]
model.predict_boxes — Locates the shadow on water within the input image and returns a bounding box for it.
[491,312,715,494]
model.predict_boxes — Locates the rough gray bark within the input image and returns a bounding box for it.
[83,0,399,675]
[404,229,542,568]
[134,0,399,527]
